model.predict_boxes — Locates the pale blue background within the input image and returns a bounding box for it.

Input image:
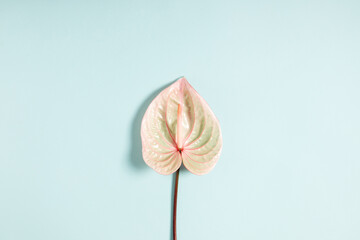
[1,1,359,239]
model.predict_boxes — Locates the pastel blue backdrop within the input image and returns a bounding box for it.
[1,1,359,239]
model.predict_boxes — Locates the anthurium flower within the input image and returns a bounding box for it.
[141,77,222,175]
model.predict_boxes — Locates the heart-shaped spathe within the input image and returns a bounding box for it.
[141,77,222,175]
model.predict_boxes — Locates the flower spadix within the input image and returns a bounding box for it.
[141,77,222,175]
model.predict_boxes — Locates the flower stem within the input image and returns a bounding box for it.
[173,168,180,240]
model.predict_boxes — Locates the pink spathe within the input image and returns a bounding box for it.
[141,77,222,175]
